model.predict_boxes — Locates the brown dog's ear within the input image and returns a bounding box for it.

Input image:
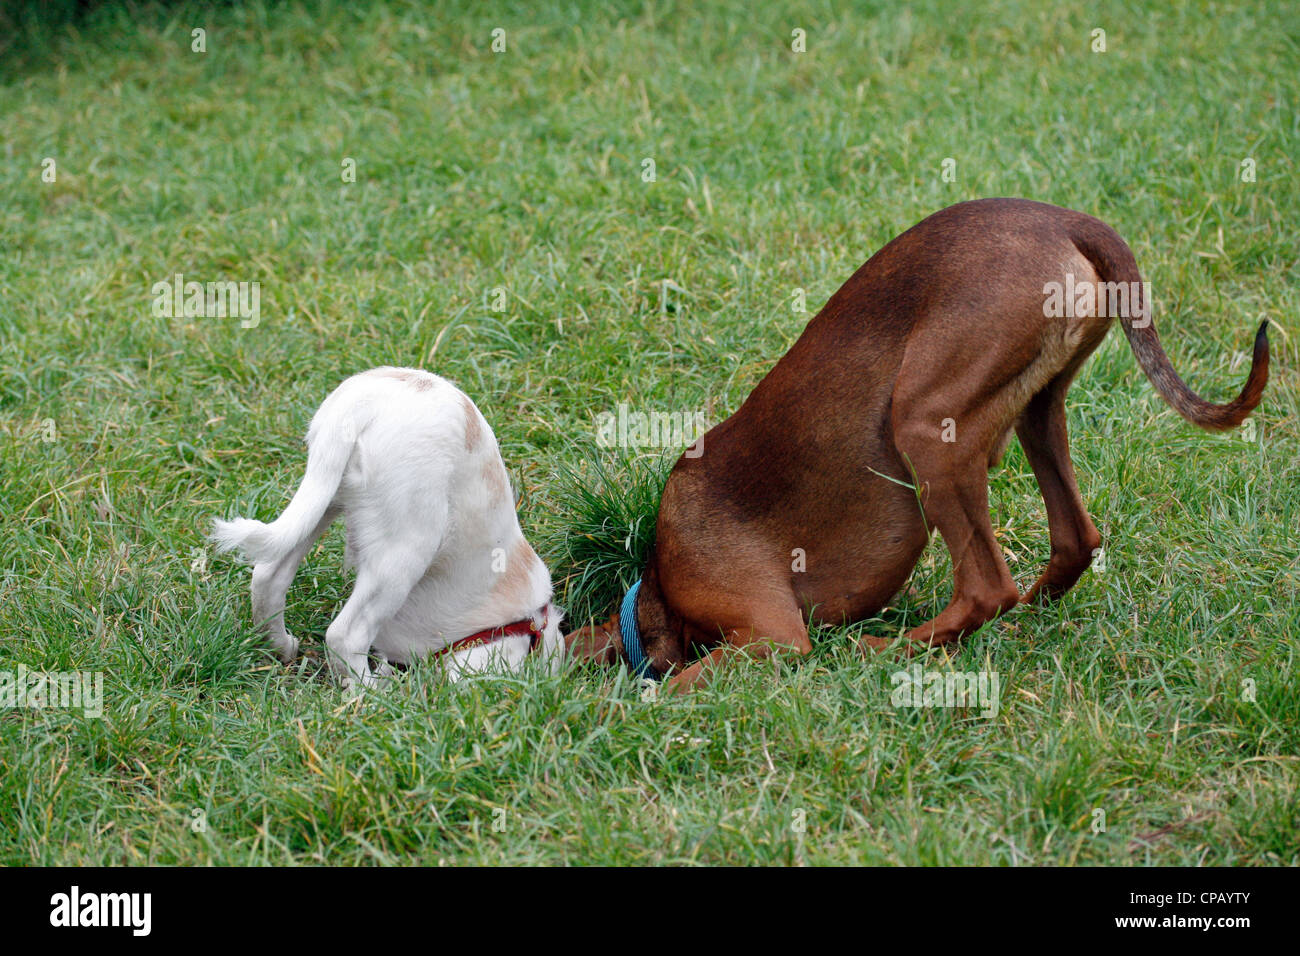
[563,613,623,665]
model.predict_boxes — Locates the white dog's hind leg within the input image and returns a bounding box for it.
[325,549,431,694]
[250,507,340,662]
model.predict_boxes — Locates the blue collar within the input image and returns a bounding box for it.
[619,580,660,681]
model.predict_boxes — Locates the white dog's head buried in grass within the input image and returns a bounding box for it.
[212,367,564,692]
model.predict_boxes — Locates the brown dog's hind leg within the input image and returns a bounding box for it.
[871,338,1030,653]
[1015,380,1102,603]
[880,443,1020,652]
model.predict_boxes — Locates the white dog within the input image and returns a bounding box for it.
[212,367,563,690]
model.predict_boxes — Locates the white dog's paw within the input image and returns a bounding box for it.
[340,667,383,697]
[275,633,300,663]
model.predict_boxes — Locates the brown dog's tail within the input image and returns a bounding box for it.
[1073,222,1269,432]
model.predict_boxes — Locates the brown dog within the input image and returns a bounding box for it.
[566,198,1269,693]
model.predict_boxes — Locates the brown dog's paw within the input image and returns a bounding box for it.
[857,634,923,658]
[563,612,622,665]
[857,634,896,655]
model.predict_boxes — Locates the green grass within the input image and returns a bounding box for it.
[1,0,1297,865]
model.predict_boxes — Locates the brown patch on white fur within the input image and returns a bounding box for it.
[462,395,483,451]
[370,367,433,391]
[493,536,539,603]
[482,458,510,503]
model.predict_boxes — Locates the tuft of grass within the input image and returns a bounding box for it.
[542,451,671,627]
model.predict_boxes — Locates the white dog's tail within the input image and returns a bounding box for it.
[211,416,354,566]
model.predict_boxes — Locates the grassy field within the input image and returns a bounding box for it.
[1,0,1296,865]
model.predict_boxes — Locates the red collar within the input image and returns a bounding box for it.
[431,606,548,660]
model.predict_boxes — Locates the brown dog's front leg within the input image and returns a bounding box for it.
[563,612,622,664]
[664,605,811,694]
